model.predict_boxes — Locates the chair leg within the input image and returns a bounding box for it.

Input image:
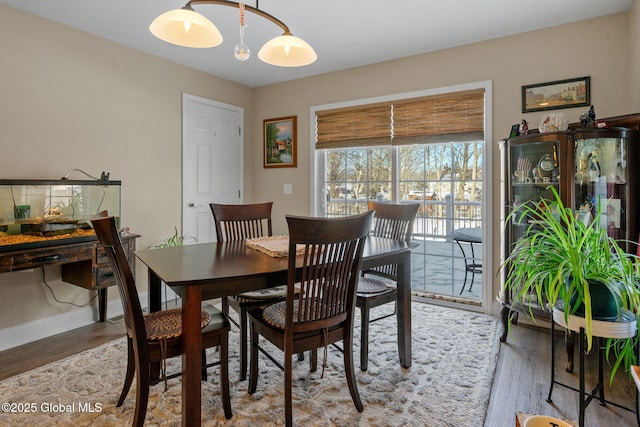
[117,337,135,407]
[133,349,150,427]
[149,360,161,383]
[239,306,249,381]
[221,296,229,317]
[310,349,318,372]
[360,305,370,371]
[201,350,208,381]
[248,321,259,394]
[219,334,233,419]
[285,347,293,427]
[343,331,364,413]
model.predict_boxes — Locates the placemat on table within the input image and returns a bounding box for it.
[246,235,305,258]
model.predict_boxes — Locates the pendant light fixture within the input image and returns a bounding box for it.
[150,5,223,48]
[150,0,317,67]
[233,3,250,61]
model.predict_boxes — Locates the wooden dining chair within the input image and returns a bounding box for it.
[209,201,289,381]
[247,211,374,427]
[356,201,419,371]
[91,216,232,426]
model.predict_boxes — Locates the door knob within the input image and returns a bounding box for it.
[187,202,202,208]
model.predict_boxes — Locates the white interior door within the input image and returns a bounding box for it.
[182,94,243,243]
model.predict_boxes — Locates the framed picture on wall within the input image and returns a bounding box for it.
[522,76,590,113]
[263,116,297,168]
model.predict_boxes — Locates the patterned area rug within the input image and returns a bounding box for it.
[0,302,501,427]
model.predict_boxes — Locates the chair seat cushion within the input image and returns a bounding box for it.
[145,308,211,341]
[262,299,329,329]
[236,285,288,301]
[357,277,393,294]
[262,301,294,329]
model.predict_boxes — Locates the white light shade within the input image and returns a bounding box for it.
[258,34,317,67]
[150,8,223,48]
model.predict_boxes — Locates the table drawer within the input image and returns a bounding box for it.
[95,266,117,288]
[96,242,135,267]
[5,244,93,271]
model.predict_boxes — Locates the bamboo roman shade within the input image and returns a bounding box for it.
[315,89,484,149]
[393,90,484,145]
[315,104,392,149]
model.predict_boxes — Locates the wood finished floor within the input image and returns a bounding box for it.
[0,313,637,426]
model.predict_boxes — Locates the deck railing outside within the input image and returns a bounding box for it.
[327,196,483,303]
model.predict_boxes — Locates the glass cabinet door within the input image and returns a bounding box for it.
[507,134,565,243]
[573,129,633,246]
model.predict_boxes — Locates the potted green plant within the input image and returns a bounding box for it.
[502,186,639,381]
[151,226,196,248]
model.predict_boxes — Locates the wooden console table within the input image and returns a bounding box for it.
[0,233,139,321]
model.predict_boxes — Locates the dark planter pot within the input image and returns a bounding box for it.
[568,279,621,321]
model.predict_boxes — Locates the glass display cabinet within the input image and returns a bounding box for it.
[505,131,571,250]
[500,127,640,341]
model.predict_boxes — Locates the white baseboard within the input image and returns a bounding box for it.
[0,292,148,352]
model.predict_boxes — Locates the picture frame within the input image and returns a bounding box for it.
[521,76,590,113]
[601,198,621,229]
[263,116,297,168]
[509,124,520,138]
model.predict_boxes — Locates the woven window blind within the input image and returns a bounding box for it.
[315,104,391,149]
[315,89,484,149]
[393,89,484,145]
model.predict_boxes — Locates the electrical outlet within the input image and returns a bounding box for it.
[283,183,292,194]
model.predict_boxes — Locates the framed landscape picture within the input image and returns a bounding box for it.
[263,116,297,168]
[522,76,590,113]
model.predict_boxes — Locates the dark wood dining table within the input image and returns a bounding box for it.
[135,235,412,427]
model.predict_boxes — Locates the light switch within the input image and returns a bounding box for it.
[283,183,292,194]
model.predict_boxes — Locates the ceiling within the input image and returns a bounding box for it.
[1,0,634,88]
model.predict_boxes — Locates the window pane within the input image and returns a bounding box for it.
[369,147,392,200]
[325,147,391,216]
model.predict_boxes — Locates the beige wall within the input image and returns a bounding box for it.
[252,12,633,316]
[0,3,636,338]
[0,6,253,330]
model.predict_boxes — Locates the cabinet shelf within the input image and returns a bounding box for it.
[512,182,560,187]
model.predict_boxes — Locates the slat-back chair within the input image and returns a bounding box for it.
[91,216,232,426]
[247,211,373,427]
[209,201,290,381]
[356,201,419,371]
[211,202,273,241]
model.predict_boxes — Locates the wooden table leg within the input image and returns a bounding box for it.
[147,269,163,381]
[98,288,107,322]
[148,270,162,313]
[182,285,203,427]
[396,251,412,368]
